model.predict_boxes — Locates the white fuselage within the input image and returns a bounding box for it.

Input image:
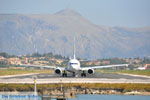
[137,67,147,70]
[67,58,81,72]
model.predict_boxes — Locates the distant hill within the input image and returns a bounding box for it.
[0,9,150,59]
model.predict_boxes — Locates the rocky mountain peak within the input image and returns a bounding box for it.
[55,8,82,16]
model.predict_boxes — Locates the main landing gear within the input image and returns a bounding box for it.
[81,71,86,77]
[62,71,67,77]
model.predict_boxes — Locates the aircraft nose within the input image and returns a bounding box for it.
[72,65,76,69]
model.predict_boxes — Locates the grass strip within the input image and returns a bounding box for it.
[97,69,150,76]
[0,69,53,76]
[0,83,150,92]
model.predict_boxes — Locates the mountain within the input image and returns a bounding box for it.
[0,9,150,59]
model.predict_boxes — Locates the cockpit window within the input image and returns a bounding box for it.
[70,63,78,65]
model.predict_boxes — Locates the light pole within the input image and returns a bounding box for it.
[33,76,37,96]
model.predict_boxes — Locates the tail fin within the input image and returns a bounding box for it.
[73,37,76,59]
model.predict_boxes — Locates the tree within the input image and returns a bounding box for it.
[0,52,10,58]
[31,52,42,57]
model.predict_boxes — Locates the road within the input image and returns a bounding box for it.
[0,72,150,84]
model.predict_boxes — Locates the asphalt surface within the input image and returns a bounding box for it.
[0,72,150,79]
[0,72,150,84]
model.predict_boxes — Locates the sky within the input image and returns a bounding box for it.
[0,0,150,27]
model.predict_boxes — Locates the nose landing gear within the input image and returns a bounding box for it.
[72,72,75,77]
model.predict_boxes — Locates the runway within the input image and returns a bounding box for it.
[0,72,150,84]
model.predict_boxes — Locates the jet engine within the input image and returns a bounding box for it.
[87,69,94,74]
[55,68,62,74]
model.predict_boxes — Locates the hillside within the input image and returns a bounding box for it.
[0,9,150,59]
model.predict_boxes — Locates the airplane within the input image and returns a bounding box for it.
[22,40,128,77]
[137,67,146,70]
[137,64,150,70]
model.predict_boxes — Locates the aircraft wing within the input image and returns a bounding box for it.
[81,64,128,70]
[21,64,65,70]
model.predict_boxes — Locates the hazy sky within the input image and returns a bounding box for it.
[0,0,150,27]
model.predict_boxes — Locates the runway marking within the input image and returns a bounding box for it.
[117,73,150,78]
[0,78,150,84]
[0,73,40,78]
